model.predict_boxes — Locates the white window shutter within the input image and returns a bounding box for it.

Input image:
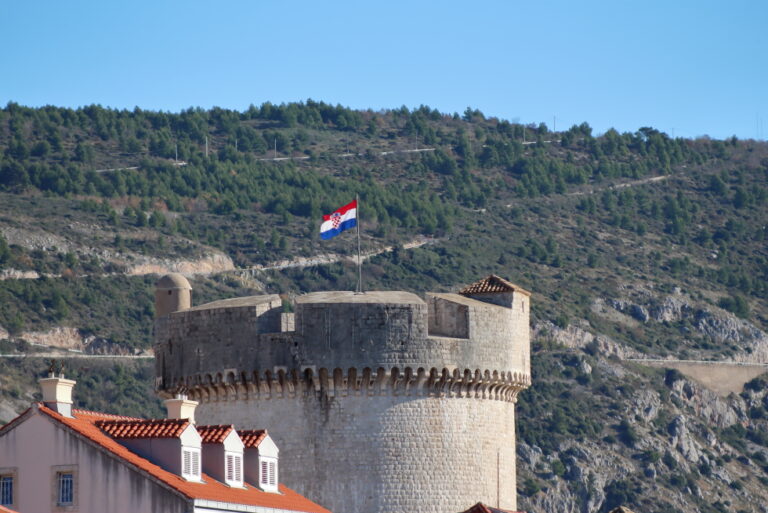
[192,450,200,476]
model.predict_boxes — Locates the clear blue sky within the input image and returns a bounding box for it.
[1,1,766,139]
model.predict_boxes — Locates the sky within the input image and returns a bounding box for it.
[1,1,766,140]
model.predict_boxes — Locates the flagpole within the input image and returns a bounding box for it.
[356,194,362,294]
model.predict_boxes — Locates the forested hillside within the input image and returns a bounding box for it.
[1,101,767,513]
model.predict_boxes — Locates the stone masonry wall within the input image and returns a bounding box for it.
[156,289,531,513]
[156,293,530,391]
[197,392,518,513]
[155,298,285,391]
[290,295,527,374]
[428,295,469,338]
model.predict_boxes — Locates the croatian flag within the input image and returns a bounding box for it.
[320,199,357,240]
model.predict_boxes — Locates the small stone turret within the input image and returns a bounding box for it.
[155,273,192,317]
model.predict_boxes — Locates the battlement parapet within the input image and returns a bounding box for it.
[155,289,529,396]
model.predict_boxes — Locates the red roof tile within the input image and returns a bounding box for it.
[73,408,142,421]
[459,275,531,296]
[36,404,331,513]
[96,418,190,439]
[239,429,268,448]
[197,424,234,444]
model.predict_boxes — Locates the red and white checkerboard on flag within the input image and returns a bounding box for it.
[320,200,357,240]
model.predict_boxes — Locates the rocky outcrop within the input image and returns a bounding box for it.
[517,356,768,513]
[127,252,235,276]
[0,269,41,280]
[533,320,644,359]
[0,227,73,252]
[601,289,768,364]
[12,326,140,355]
[19,327,84,350]
[668,415,702,462]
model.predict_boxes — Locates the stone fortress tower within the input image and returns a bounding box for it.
[154,274,531,513]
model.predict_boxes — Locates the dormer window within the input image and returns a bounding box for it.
[240,430,279,493]
[225,453,243,486]
[197,424,245,488]
[182,448,201,481]
[259,456,278,491]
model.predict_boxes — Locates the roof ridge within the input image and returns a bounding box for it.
[96,417,190,439]
[238,429,269,448]
[96,418,188,424]
[458,274,531,296]
[197,424,236,443]
[72,408,142,420]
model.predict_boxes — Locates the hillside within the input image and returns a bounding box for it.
[1,102,767,513]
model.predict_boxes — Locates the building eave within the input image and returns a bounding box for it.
[192,498,324,513]
[36,405,193,504]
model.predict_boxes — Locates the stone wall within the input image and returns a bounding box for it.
[154,295,285,391]
[197,388,519,513]
[155,288,532,513]
[428,295,469,338]
[156,291,531,392]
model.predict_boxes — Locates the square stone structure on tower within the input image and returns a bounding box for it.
[154,274,532,513]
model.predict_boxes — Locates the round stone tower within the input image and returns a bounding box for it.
[154,275,531,513]
[154,273,192,317]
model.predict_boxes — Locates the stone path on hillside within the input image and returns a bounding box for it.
[224,237,436,276]
[567,174,671,196]
[504,174,672,208]
[256,147,435,162]
[0,353,153,359]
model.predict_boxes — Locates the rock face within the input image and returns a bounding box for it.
[533,320,644,360]
[516,348,768,513]
[519,286,768,513]
[597,288,768,364]
[127,253,234,275]
[0,225,233,278]
[0,269,41,280]
[518,308,768,513]
[11,326,138,355]
[18,327,84,350]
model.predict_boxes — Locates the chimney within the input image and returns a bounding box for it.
[164,394,198,424]
[39,374,76,418]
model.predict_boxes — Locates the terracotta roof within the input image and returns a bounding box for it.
[0,505,19,513]
[459,275,531,296]
[73,408,142,421]
[96,418,190,439]
[239,429,268,448]
[460,502,524,513]
[36,405,331,513]
[197,424,234,444]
